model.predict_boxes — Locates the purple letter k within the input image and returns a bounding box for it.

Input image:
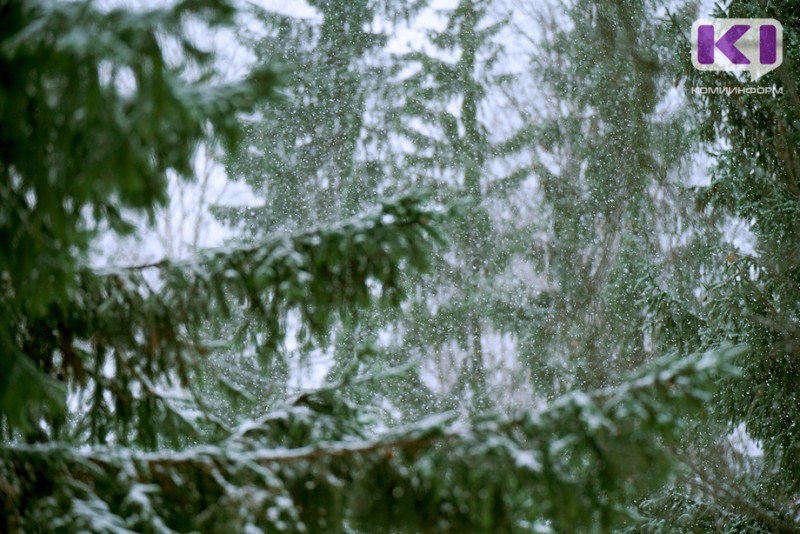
[698,24,751,64]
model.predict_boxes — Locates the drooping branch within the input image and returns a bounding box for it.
[1,346,744,532]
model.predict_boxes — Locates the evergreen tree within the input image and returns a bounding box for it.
[387,0,531,413]
[637,1,800,530]
[512,0,712,398]
[207,0,425,424]
[215,0,419,233]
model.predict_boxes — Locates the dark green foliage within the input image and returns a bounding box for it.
[687,1,800,470]
[5,192,448,449]
[635,0,800,529]
[0,0,279,432]
[1,346,743,532]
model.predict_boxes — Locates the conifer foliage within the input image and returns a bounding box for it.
[0,0,280,435]
[0,0,750,531]
[636,1,800,530]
